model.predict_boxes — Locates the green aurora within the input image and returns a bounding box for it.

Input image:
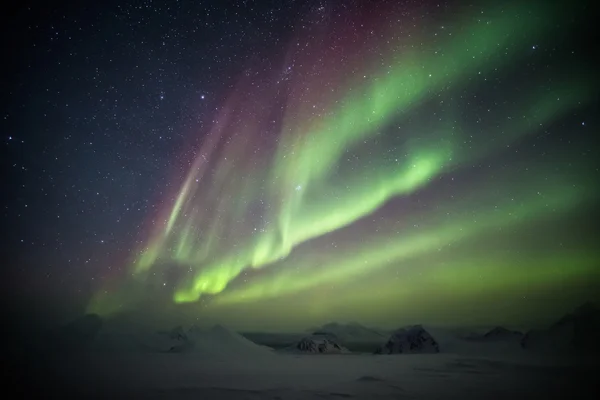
[88,0,599,330]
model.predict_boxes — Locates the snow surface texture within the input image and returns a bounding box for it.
[375,325,440,354]
[23,348,598,399]
[14,304,600,398]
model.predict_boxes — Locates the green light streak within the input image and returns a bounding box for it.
[88,1,598,318]
[213,164,597,305]
[172,73,593,303]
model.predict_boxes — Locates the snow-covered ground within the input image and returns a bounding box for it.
[24,346,596,399]
[14,306,600,399]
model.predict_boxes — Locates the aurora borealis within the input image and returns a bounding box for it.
[84,0,599,329]
[6,0,598,332]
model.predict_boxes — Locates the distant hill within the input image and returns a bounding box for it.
[463,326,523,342]
[285,333,350,354]
[309,322,386,344]
[88,322,274,357]
[187,324,274,357]
[48,314,103,352]
[521,302,600,355]
[375,325,440,354]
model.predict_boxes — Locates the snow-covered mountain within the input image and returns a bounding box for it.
[521,302,600,354]
[92,323,273,357]
[309,322,386,344]
[160,325,194,353]
[375,325,440,354]
[464,326,523,341]
[101,325,194,353]
[51,313,103,351]
[288,334,350,354]
[187,324,274,356]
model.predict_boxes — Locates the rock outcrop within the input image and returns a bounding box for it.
[164,325,193,353]
[375,325,439,354]
[310,322,386,344]
[293,334,349,354]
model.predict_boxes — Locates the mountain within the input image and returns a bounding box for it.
[310,322,386,344]
[51,314,103,351]
[464,326,523,341]
[483,326,522,339]
[162,325,193,353]
[521,302,600,354]
[375,325,440,354]
[92,323,271,356]
[187,324,274,357]
[111,325,196,353]
[289,333,349,354]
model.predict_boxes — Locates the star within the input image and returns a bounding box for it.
[6,0,598,334]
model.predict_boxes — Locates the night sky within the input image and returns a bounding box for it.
[3,0,599,332]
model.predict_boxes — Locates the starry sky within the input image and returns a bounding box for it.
[3,0,599,332]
